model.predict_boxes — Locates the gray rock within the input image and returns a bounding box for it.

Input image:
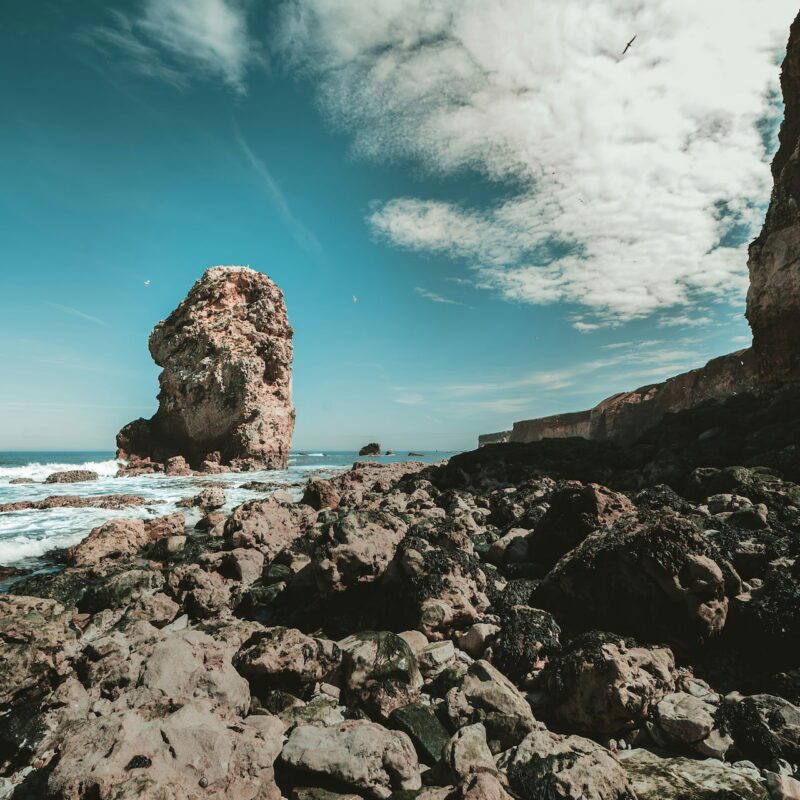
[280,720,421,799]
[620,748,768,799]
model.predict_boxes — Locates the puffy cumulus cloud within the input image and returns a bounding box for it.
[87,0,256,92]
[277,0,794,326]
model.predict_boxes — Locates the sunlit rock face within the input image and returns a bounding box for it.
[747,11,800,383]
[117,266,295,471]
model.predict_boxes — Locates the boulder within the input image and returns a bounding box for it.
[44,469,98,484]
[235,627,341,699]
[47,701,282,800]
[388,702,451,765]
[339,631,423,719]
[490,605,561,682]
[530,482,635,568]
[503,727,636,800]
[117,266,295,470]
[359,443,382,456]
[537,511,740,646]
[302,479,342,511]
[0,595,76,709]
[311,510,408,595]
[446,660,535,752]
[620,748,768,799]
[67,513,184,567]
[280,720,421,799]
[441,723,497,782]
[225,496,316,560]
[543,631,675,735]
[385,531,489,640]
[725,694,800,767]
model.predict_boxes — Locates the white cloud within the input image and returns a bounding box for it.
[394,392,425,405]
[657,314,714,328]
[415,286,469,307]
[278,0,793,324]
[86,0,256,92]
[45,302,108,327]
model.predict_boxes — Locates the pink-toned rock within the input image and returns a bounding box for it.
[301,478,341,510]
[234,626,341,697]
[0,495,146,513]
[67,513,184,567]
[280,720,421,799]
[225,496,316,559]
[0,595,77,708]
[164,455,192,475]
[543,631,676,735]
[117,266,295,471]
[46,702,282,800]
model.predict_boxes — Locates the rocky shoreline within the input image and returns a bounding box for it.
[2,389,799,800]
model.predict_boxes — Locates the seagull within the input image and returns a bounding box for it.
[144,279,151,287]
[622,35,637,56]
[352,295,358,304]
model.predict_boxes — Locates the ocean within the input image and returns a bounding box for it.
[0,450,456,581]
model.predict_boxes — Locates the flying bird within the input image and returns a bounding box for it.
[144,279,151,287]
[622,35,637,56]
[352,295,358,304]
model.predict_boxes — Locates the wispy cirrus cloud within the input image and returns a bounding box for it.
[45,302,108,327]
[415,287,470,307]
[277,0,794,329]
[84,0,257,92]
[234,123,322,256]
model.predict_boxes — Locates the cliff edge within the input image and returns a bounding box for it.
[482,12,800,447]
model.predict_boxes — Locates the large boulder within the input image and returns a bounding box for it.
[46,701,282,800]
[117,266,295,470]
[280,720,421,799]
[44,470,98,484]
[67,513,184,567]
[0,595,76,709]
[536,511,741,646]
[339,631,423,719]
[620,748,768,800]
[446,660,536,752]
[502,727,636,800]
[542,631,675,735]
[530,482,634,568]
[234,627,341,699]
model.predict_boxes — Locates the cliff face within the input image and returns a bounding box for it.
[482,11,800,448]
[117,266,295,470]
[746,11,800,382]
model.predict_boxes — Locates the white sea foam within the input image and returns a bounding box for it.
[0,461,343,569]
[0,459,121,483]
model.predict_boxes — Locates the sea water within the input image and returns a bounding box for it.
[0,450,456,576]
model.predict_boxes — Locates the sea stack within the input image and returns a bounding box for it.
[117,266,295,472]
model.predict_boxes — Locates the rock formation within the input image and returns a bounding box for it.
[747,12,800,382]
[117,266,295,471]
[481,12,800,447]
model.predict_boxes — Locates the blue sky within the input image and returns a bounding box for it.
[0,0,794,451]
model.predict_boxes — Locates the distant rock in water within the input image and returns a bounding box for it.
[117,266,295,472]
[358,443,381,456]
[44,470,98,484]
